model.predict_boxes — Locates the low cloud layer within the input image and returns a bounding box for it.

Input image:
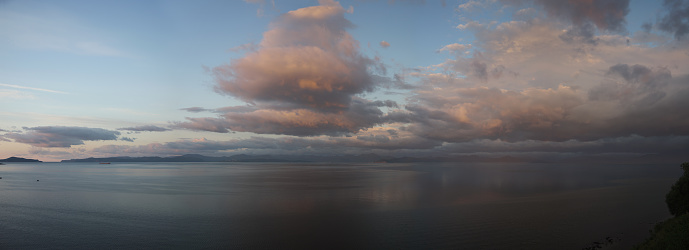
[5,126,122,147]
[92,128,441,157]
[118,125,171,132]
[177,98,397,136]
[39,133,687,162]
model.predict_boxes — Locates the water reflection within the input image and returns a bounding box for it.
[0,162,681,249]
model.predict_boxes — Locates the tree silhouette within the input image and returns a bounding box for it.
[665,162,689,216]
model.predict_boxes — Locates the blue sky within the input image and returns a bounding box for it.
[2,0,688,161]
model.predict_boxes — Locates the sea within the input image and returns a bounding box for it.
[0,162,682,249]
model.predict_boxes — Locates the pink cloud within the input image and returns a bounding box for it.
[212,0,377,111]
[380,41,390,48]
[189,0,391,136]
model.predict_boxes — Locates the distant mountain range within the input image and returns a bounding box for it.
[0,157,42,162]
[61,153,385,163]
[59,153,530,163]
[3,152,682,164]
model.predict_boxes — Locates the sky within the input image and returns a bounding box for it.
[1,0,689,162]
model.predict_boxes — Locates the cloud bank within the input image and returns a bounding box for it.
[5,126,122,147]
[118,125,171,132]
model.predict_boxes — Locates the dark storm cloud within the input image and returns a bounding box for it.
[6,126,121,147]
[118,125,171,132]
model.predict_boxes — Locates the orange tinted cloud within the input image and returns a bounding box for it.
[178,99,396,136]
[212,0,376,111]
[196,0,389,136]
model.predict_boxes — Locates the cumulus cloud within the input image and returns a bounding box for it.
[186,0,391,136]
[212,0,377,111]
[5,126,121,147]
[558,22,599,44]
[656,0,689,39]
[456,1,482,11]
[403,67,689,143]
[379,40,390,48]
[118,125,171,132]
[406,16,689,143]
[435,16,689,91]
[401,1,689,150]
[397,85,585,142]
[504,0,630,33]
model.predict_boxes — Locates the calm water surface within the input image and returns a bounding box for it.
[0,162,681,249]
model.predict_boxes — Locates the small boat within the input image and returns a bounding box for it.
[99,162,111,164]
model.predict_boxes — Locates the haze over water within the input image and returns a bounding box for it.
[0,162,680,249]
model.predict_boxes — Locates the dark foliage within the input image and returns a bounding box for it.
[635,163,689,249]
[634,213,689,249]
[665,162,689,216]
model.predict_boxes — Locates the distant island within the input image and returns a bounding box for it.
[1,157,42,163]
